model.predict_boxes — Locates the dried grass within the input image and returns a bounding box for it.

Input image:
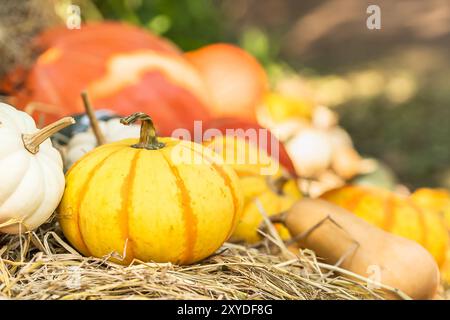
[0,216,388,300]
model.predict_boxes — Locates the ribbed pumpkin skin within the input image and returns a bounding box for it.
[58,138,243,265]
[411,188,450,230]
[322,185,449,267]
[230,174,300,243]
[411,188,450,284]
[203,135,301,243]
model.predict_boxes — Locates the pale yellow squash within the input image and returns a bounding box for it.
[59,113,243,265]
[203,135,302,243]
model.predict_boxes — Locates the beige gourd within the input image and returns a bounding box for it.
[278,198,439,300]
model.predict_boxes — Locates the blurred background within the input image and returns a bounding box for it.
[0,0,449,189]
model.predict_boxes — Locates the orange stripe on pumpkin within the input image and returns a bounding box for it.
[73,148,123,256]
[383,194,397,231]
[345,187,369,212]
[118,150,141,264]
[325,186,367,212]
[408,199,428,249]
[210,163,241,240]
[187,146,241,240]
[161,154,197,264]
[235,169,261,178]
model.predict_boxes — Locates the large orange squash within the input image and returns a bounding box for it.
[185,43,268,120]
[59,113,243,265]
[322,185,449,267]
[8,22,212,136]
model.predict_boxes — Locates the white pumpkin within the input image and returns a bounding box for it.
[0,102,74,234]
[65,118,140,168]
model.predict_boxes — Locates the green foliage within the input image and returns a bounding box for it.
[90,0,225,50]
[340,91,450,189]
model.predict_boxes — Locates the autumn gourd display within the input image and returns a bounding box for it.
[8,22,212,136]
[277,198,439,299]
[58,113,243,265]
[258,95,366,196]
[321,185,449,267]
[185,43,268,120]
[203,134,301,243]
[0,102,74,233]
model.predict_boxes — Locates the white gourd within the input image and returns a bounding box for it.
[65,118,140,168]
[286,127,333,178]
[0,103,73,234]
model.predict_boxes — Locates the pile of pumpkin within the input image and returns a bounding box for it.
[1,22,450,300]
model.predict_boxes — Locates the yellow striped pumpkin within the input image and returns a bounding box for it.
[411,188,450,230]
[322,185,449,267]
[58,113,243,265]
[411,188,450,284]
[203,135,302,243]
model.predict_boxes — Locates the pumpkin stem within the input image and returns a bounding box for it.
[22,117,75,154]
[81,91,106,146]
[120,112,165,150]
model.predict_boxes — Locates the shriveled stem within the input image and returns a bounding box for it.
[22,117,75,154]
[81,91,106,146]
[120,112,165,150]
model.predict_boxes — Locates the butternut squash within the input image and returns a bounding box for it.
[281,198,440,299]
[322,185,449,267]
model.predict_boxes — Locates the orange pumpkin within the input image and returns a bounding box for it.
[8,22,212,136]
[411,188,450,285]
[185,43,268,120]
[322,185,449,267]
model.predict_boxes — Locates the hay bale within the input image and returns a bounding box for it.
[0,218,385,300]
